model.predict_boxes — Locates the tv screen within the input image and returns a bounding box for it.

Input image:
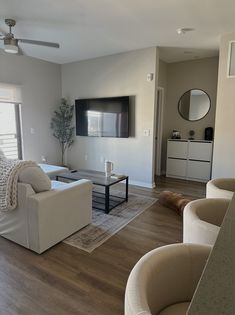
[75,96,129,138]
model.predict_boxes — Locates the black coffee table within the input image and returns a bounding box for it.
[56,169,128,214]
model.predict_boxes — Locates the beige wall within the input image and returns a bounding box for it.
[0,51,61,164]
[62,47,159,187]
[161,57,219,173]
[212,32,235,178]
[158,60,168,89]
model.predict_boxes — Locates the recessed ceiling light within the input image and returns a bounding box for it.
[177,28,195,35]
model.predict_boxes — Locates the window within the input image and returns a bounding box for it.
[228,41,235,77]
[0,84,22,159]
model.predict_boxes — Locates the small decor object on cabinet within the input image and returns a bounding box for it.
[188,130,195,140]
[205,127,213,141]
[171,130,181,139]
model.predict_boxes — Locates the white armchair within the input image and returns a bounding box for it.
[183,198,229,246]
[125,243,211,315]
[0,179,92,253]
[206,178,235,199]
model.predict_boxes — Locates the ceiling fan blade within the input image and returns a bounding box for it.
[18,39,59,48]
[0,28,6,37]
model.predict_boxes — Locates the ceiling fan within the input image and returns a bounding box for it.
[0,18,60,54]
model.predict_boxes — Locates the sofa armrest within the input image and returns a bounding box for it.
[31,179,92,197]
[26,179,92,253]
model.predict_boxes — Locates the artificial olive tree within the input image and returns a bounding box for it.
[51,98,74,165]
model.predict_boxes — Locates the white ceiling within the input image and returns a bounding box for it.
[0,0,235,64]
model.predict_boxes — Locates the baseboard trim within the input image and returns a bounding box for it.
[129,180,155,189]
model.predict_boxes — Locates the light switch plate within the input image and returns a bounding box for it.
[143,129,150,136]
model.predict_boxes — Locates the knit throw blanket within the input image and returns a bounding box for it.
[0,155,37,211]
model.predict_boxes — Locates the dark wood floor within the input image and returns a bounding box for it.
[0,177,206,315]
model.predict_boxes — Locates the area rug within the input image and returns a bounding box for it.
[63,191,157,253]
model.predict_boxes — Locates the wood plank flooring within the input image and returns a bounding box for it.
[0,177,206,315]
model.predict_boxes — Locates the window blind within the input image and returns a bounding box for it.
[0,83,22,104]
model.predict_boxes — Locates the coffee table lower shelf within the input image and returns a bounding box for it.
[56,170,128,214]
[93,191,126,212]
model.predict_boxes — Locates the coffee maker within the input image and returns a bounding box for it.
[204,127,213,141]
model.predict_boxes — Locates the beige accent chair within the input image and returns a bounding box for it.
[0,179,92,254]
[125,243,211,315]
[206,178,235,199]
[183,198,229,246]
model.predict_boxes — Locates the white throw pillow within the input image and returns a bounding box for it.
[19,166,51,192]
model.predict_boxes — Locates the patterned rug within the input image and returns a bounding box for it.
[63,191,157,253]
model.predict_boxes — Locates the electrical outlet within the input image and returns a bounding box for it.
[147,73,154,82]
[100,156,105,163]
[41,155,47,163]
[85,154,88,161]
[30,128,35,134]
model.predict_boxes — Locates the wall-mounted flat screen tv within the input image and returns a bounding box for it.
[75,96,129,138]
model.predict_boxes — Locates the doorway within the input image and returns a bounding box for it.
[0,102,22,159]
[155,87,164,177]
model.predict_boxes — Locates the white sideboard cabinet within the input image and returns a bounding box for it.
[166,139,213,182]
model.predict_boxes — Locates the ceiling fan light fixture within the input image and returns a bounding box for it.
[0,18,60,55]
[4,44,18,54]
[4,38,18,54]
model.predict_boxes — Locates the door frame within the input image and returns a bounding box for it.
[155,87,164,177]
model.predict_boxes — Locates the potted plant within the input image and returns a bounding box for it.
[50,98,75,166]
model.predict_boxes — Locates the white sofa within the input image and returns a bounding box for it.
[0,179,92,253]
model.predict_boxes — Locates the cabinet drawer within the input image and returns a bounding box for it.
[167,141,188,159]
[187,160,211,181]
[167,158,187,178]
[188,142,212,161]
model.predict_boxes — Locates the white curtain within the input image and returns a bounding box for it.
[0,83,22,104]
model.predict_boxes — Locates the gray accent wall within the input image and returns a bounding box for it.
[62,47,159,187]
[161,57,219,173]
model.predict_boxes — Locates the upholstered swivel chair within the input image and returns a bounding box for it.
[183,198,229,246]
[125,243,211,315]
[206,178,235,199]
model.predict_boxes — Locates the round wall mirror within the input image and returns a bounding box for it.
[178,89,211,121]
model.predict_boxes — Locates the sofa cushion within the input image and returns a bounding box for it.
[51,180,68,189]
[18,166,51,192]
